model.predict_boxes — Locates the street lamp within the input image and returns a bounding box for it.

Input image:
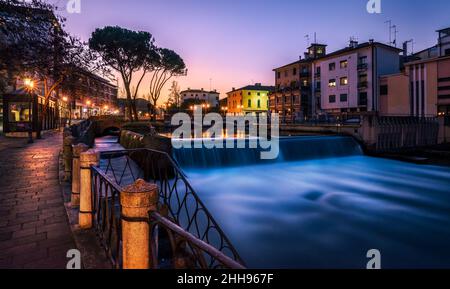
[23,79,35,144]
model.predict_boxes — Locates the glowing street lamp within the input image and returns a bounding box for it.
[24,78,35,90]
[23,78,35,143]
[62,96,68,102]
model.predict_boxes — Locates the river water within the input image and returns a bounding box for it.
[173,136,450,268]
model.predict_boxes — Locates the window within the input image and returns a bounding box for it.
[359,56,367,64]
[8,102,31,122]
[359,92,368,106]
[293,68,297,75]
[340,94,348,102]
[257,99,261,108]
[340,60,348,69]
[248,92,251,96]
[329,95,336,103]
[340,77,348,86]
[248,99,251,108]
[380,85,388,95]
[329,63,336,71]
[446,48,450,56]
[316,67,321,75]
[277,72,281,79]
[257,92,260,96]
[328,79,336,87]
[285,71,288,77]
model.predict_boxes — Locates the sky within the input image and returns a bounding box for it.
[48,0,450,103]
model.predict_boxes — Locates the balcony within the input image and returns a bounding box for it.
[300,71,310,78]
[358,81,368,89]
[357,63,368,71]
[300,85,310,91]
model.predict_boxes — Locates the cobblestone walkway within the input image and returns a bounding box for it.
[0,132,76,268]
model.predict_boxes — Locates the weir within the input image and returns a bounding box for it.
[172,136,363,168]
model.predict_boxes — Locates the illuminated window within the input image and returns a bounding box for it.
[328,79,336,87]
[340,77,348,85]
[340,60,348,69]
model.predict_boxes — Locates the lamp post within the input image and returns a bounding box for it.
[24,79,35,144]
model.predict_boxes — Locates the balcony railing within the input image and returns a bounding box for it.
[358,81,368,89]
[300,72,310,78]
[357,63,368,70]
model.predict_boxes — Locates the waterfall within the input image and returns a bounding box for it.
[172,136,363,168]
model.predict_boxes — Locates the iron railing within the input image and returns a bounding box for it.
[90,148,245,269]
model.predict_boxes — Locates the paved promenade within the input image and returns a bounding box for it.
[0,132,76,269]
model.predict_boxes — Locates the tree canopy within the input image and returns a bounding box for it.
[89,26,158,121]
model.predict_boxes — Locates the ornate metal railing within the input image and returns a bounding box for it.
[90,148,245,269]
[91,166,123,268]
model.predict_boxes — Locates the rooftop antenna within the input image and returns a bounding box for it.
[209,78,212,91]
[305,34,310,47]
[314,32,317,44]
[385,20,394,46]
[392,25,398,47]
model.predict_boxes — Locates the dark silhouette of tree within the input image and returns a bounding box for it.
[0,0,110,128]
[148,48,187,119]
[89,26,158,121]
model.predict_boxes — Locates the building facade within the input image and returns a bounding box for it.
[61,69,118,119]
[226,84,273,115]
[312,41,401,118]
[180,89,220,107]
[271,44,327,123]
[379,27,450,118]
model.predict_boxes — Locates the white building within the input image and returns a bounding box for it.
[312,40,402,116]
[180,88,220,107]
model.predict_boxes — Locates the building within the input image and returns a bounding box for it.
[226,83,274,115]
[180,88,220,107]
[61,69,118,119]
[271,44,327,122]
[312,40,402,118]
[379,27,450,118]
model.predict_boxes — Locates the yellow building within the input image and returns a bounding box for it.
[226,83,274,115]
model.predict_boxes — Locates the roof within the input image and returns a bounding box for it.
[227,85,275,94]
[313,41,402,61]
[180,89,219,94]
[404,54,450,66]
[273,41,402,71]
[437,27,450,33]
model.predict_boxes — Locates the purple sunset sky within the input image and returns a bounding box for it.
[50,0,450,103]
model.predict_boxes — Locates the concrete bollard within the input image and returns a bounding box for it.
[120,179,159,269]
[79,149,100,229]
[71,143,89,207]
[63,135,76,182]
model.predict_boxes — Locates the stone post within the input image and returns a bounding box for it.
[120,179,159,269]
[63,135,76,182]
[71,143,89,207]
[79,149,100,229]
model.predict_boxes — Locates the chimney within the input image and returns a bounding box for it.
[201,88,204,91]
[369,39,374,44]
[349,40,358,48]
[232,87,235,91]
[402,41,408,56]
